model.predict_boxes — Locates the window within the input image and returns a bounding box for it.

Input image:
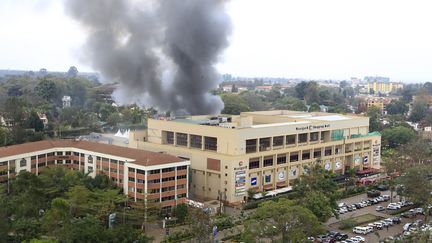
[177,175,187,179]
[137,169,145,175]
[178,193,186,198]
[302,150,311,160]
[128,168,135,172]
[162,195,175,201]
[325,147,332,156]
[164,131,174,144]
[177,184,186,189]
[149,188,160,193]
[277,155,286,164]
[273,136,284,147]
[31,156,36,160]
[298,133,308,143]
[204,137,217,151]
[88,166,94,173]
[20,159,27,167]
[57,152,63,155]
[176,133,188,146]
[313,149,322,158]
[162,167,175,173]
[111,160,118,164]
[190,135,202,149]
[177,166,187,170]
[286,135,296,145]
[129,177,135,182]
[310,132,319,142]
[249,158,260,169]
[263,156,273,167]
[162,176,175,182]
[66,151,72,155]
[88,156,93,164]
[128,187,135,192]
[259,137,271,151]
[162,186,175,192]
[246,139,257,153]
[290,152,299,162]
[150,169,160,174]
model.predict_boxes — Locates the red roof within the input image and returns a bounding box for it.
[0,140,184,166]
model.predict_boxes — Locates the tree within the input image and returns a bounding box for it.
[367,106,382,132]
[243,198,323,242]
[26,111,44,132]
[381,126,416,148]
[295,81,308,99]
[67,66,79,78]
[221,94,250,114]
[174,204,188,223]
[187,208,211,242]
[308,103,320,112]
[401,165,432,209]
[35,79,57,102]
[301,191,334,222]
[42,198,72,238]
[409,96,429,122]
[386,99,408,115]
[305,81,320,104]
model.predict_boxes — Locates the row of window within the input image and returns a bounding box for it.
[163,131,218,151]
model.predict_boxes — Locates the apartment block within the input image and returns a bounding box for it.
[129,110,381,204]
[0,140,190,211]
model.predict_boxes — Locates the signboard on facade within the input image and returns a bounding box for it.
[234,163,247,197]
[251,177,257,186]
[324,161,331,171]
[363,153,369,165]
[354,155,361,166]
[335,158,342,170]
[373,144,380,165]
[289,167,297,177]
[278,171,285,181]
[295,124,330,131]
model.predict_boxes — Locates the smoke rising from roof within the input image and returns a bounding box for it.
[64,0,231,115]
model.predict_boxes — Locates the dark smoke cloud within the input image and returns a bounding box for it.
[64,0,231,115]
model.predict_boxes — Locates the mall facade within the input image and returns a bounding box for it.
[0,140,190,210]
[129,110,381,204]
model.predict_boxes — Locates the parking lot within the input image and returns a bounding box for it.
[325,190,426,242]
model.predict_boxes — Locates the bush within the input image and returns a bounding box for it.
[162,230,193,243]
[338,219,357,230]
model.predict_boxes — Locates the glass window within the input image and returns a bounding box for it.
[302,150,311,160]
[176,133,188,146]
[164,131,174,144]
[286,135,296,145]
[249,158,260,169]
[310,132,319,142]
[277,155,287,164]
[273,136,284,147]
[263,156,273,167]
[290,152,299,162]
[204,137,217,151]
[313,149,322,158]
[259,137,271,151]
[246,139,257,153]
[298,133,308,143]
[190,135,202,149]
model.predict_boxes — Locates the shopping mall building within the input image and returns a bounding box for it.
[129,110,381,204]
[0,140,190,211]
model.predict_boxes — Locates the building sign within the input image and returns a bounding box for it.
[324,161,331,171]
[363,153,369,165]
[354,155,361,166]
[335,159,342,170]
[373,144,380,165]
[289,167,297,177]
[234,164,246,196]
[296,124,330,131]
[251,177,257,186]
[278,171,285,181]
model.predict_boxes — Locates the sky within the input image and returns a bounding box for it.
[1,0,432,82]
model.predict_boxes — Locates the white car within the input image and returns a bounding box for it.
[339,207,348,214]
[352,235,365,242]
[403,223,412,231]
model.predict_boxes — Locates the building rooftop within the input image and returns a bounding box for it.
[0,140,185,166]
[153,110,365,129]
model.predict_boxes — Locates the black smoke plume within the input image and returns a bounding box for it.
[64,0,231,115]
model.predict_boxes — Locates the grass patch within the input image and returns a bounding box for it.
[332,213,385,230]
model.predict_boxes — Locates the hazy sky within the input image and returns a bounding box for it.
[1,0,432,82]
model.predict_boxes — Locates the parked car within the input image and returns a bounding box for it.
[351,235,365,242]
[373,222,383,229]
[367,190,381,198]
[403,223,412,231]
[376,205,385,211]
[401,211,414,218]
[353,226,372,235]
[382,195,390,201]
[377,184,389,191]
[336,234,348,241]
[391,217,401,224]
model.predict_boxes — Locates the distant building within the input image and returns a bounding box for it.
[62,96,71,108]
[222,85,233,92]
[367,81,403,94]
[319,105,329,112]
[255,85,273,92]
[365,97,394,114]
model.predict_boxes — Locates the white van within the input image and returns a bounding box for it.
[353,226,371,235]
